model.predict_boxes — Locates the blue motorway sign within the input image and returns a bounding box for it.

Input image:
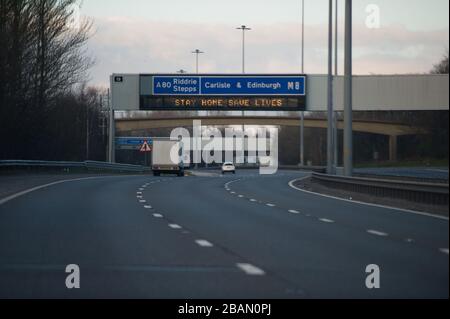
[116,137,153,150]
[153,77,200,95]
[153,76,306,96]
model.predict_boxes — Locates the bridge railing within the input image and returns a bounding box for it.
[0,160,151,174]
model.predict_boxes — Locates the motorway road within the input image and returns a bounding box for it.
[0,170,448,298]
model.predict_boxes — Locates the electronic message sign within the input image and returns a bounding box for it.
[140,74,306,111]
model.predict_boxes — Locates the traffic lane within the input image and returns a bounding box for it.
[0,175,292,298]
[142,175,448,298]
[229,173,449,252]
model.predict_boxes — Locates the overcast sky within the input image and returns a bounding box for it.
[80,0,449,87]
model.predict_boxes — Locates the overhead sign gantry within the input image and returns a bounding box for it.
[116,74,307,112]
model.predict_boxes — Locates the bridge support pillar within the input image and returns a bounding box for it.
[389,135,398,162]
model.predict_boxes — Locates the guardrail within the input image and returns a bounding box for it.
[0,160,151,174]
[311,173,449,206]
[353,173,449,184]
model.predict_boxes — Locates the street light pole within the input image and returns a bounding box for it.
[192,49,204,74]
[236,25,251,74]
[300,0,305,167]
[333,0,339,171]
[327,0,334,175]
[236,25,251,164]
[301,0,305,74]
[344,0,353,176]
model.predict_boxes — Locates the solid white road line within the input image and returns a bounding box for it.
[0,176,115,206]
[367,230,389,237]
[319,218,335,223]
[288,177,449,221]
[236,263,266,276]
[169,224,182,229]
[439,248,449,255]
[289,210,300,214]
[195,240,214,248]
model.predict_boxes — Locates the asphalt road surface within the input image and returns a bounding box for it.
[0,170,448,298]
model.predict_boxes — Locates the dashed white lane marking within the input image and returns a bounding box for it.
[266,203,276,207]
[137,192,142,195]
[367,230,389,237]
[137,196,143,199]
[250,199,257,202]
[289,210,300,214]
[238,195,244,198]
[139,200,147,203]
[153,213,163,218]
[144,205,152,209]
[319,218,335,223]
[405,238,415,243]
[195,240,214,248]
[139,188,144,191]
[439,248,449,255]
[236,263,266,276]
[169,224,182,229]
[231,192,236,194]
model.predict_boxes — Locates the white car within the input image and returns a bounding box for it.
[222,162,236,174]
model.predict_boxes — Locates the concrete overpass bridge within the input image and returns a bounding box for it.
[116,115,425,161]
[111,74,448,164]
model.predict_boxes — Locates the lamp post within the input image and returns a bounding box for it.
[192,49,204,74]
[333,0,339,171]
[236,25,252,164]
[344,0,353,176]
[327,0,335,175]
[236,25,251,74]
[300,0,305,167]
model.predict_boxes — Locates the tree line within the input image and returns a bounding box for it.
[0,0,107,161]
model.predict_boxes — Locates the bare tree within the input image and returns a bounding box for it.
[0,0,97,160]
[431,50,449,74]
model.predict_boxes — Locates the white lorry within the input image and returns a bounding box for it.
[151,138,185,177]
